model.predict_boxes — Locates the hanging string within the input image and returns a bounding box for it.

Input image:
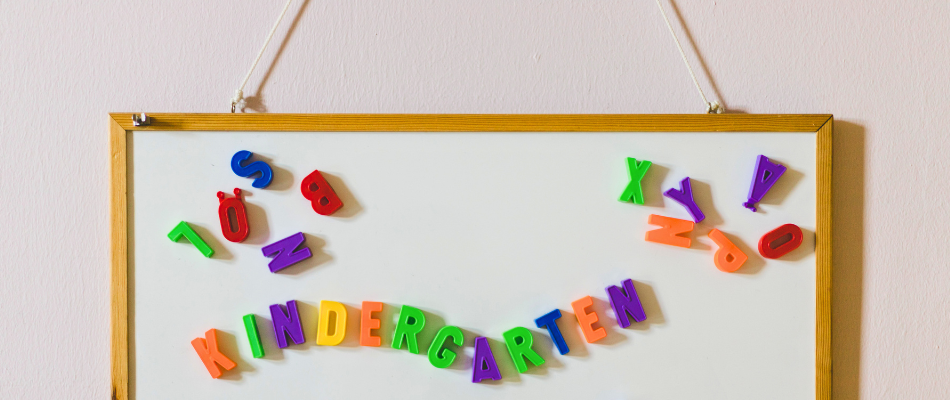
[653,0,723,114]
[231,0,295,113]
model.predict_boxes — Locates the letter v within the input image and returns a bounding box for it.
[618,157,652,204]
[645,214,694,248]
[261,232,313,273]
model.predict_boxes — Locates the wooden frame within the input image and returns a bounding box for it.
[110,113,832,400]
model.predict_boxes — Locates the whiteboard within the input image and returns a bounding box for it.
[119,118,826,400]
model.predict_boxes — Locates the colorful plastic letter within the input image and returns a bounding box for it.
[503,327,546,373]
[217,188,250,242]
[618,157,652,205]
[301,170,343,216]
[190,328,236,379]
[758,223,804,259]
[645,214,694,248]
[605,279,646,328]
[261,232,312,273]
[571,296,607,343]
[270,300,305,348]
[242,314,265,358]
[428,326,464,368]
[167,221,214,258]
[230,150,274,189]
[534,309,569,355]
[472,337,502,383]
[360,301,383,347]
[744,155,787,212]
[391,305,426,354]
[316,300,347,346]
[664,177,705,223]
[708,229,748,272]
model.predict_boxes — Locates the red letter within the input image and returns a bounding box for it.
[645,214,694,248]
[301,170,343,215]
[217,188,249,242]
[191,329,236,379]
[758,224,804,259]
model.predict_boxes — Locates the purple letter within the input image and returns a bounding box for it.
[664,177,705,223]
[270,300,305,348]
[744,155,787,212]
[606,279,646,328]
[262,232,313,273]
[471,337,502,383]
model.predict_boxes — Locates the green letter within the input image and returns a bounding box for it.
[392,305,426,354]
[427,326,464,368]
[242,314,265,358]
[168,221,214,258]
[618,157,652,205]
[503,327,545,373]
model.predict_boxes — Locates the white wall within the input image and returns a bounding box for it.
[0,1,946,398]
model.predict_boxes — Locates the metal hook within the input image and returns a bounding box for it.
[132,113,151,126]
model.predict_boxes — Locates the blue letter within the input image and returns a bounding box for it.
[534,309,570,355]
[231,150,274,188]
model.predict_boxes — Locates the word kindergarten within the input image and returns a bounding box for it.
[192,278,647,382]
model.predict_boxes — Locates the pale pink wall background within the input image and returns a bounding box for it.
[0,1,947,398]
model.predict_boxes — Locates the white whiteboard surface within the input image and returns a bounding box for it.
[130,131,816,399]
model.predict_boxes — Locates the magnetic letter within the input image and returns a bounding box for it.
[645,214,694,248]
[708,229,748,272]
[391,305,426,354]
[571,296,607,343]
[191,328,236,379]
[758,223,804,259]
[605,279,646,328]
[217,188,250,242]
[360,301,383,347]
[744,155,787,212]
[503,327,545,373]
[471,336,502,383]
[316,300,347,346]
[301,170,343,216]
[534,309,569,355]
[167,221,214,258]
[242,314,265,359]
[428,326,464,368]
[230,150,274,189]
[261,232,312,273]
[664,177,705,223]
[618,157,652,205]
[270,300,305,348]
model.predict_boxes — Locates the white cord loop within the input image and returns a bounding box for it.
[654,0,723,114]
[231,0,294,113]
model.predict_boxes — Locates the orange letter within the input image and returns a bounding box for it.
[571,296,606,343]
[645,214,693,248]
[190,329,236,379]
[708,229,748,272]
[360,301,383,347]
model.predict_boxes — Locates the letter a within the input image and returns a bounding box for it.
[618,157,652,205]
[191,328,236,379]
[744,155,787,212]
[471,337,502,383]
